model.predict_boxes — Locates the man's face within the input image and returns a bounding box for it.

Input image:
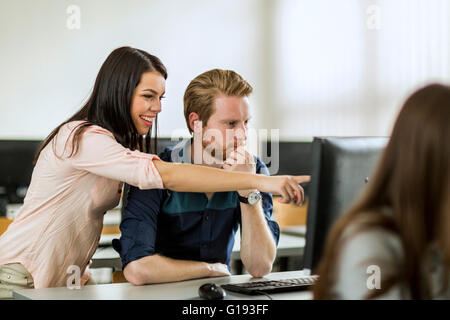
[201,95,251,161]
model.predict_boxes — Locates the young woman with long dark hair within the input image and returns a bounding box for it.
[0,47,308,297]
[313,84,450,299]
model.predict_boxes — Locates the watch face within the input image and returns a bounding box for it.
[248,192,262,205]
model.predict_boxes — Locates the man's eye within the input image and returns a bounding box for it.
[228,122,236,126]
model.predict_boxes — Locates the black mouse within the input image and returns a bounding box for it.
[198,283,226,300]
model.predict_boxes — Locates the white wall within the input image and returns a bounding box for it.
[0,0,265,139]
[272,0,450,139]
[1,0,449,140]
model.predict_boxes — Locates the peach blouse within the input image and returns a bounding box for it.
[0,121,163,288]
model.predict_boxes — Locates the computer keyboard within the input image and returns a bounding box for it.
[221,275,319,295]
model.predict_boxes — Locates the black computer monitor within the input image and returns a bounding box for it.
[302,137,388,273]
[259,140,312,176]
[0,140,42,203]
[259,140,313,198]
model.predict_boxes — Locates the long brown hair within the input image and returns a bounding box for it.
[313,84,450,299]
[34,46,167,163]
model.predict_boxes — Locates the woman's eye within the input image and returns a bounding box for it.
[159,95,166,100]
[143,94,153,99]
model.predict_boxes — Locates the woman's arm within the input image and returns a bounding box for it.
[153,159,310,203]
[68,126,309,202]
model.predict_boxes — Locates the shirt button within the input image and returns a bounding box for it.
[205,215,209,221]
[202,244,207,248]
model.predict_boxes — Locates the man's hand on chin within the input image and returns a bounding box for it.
[222,147,257,197]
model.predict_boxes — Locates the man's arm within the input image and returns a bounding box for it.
[116,174,230,286]
[123,254,230,286]
[238,198,277,278]
[222,150,282,278]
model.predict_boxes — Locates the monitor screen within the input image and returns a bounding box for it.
[259,140,313,198]
[0,140,42,203]
[259,140,312,176]
[303,137,388,273]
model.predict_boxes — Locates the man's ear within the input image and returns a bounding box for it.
[189,112,201,132]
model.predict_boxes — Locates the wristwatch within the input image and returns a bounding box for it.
[238,191,262,205]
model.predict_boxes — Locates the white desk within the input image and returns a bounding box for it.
[13,270,312,300]
[280,225,306,237]
[91,232,305,270]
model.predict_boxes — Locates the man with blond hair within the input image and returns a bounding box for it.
[113,69,303,285]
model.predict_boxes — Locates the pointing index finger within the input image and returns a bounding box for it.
[294,175,311,184]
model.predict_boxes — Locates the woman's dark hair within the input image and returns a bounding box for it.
[34,46,167,163]
[313,83,450,299]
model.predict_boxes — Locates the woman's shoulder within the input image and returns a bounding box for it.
[60,121,115,138]
[51,121,116,156]
[339,211,404,265]
[343,225,402,256]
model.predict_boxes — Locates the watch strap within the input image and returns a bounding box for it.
[238,194,250,204]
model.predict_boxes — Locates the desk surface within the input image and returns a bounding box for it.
[92,232,305,270]
[13,270,312,300]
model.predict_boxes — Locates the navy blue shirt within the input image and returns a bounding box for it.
[113,139,280,270]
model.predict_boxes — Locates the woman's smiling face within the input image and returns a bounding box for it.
[130,71,166,135]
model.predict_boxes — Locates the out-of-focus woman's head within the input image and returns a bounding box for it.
[314,83,450,300]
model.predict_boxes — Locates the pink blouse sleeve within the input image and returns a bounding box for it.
[69,125,164,190]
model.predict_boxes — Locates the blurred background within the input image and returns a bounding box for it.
[0,0,449,282]
[1,0,449,140]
